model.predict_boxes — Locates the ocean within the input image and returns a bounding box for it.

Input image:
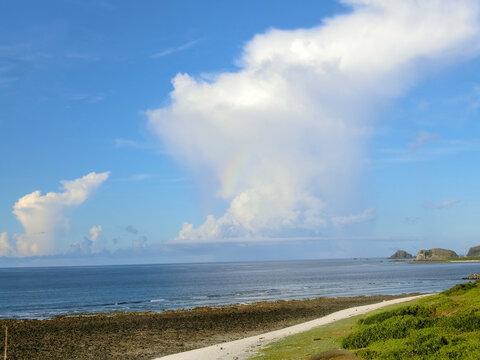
[0,258,478,319]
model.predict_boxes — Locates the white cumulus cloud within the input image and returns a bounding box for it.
[0,232,13,257]
[89,225,102,242]
[68,224,103,255]
[12,172,110,256]
[147,0,480,242]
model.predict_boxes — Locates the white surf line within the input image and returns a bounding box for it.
[153,293,434,360]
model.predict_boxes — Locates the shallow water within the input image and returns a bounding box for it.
[0,258,477,319]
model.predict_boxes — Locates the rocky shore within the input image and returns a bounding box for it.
[0,294,411,360]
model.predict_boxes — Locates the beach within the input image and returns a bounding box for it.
[0,294,413,360]
[155,294,432,360]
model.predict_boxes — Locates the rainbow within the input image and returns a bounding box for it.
[220,149,251,196]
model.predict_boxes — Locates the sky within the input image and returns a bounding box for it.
[1,0,480,266]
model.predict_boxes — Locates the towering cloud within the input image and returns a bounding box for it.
[147,0,480,242]
[12,172,110,256]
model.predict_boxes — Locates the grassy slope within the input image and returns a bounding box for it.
[447,256,480,261]
[412,256,480,263]
[343,281,480,359]
[251,282,480,360]
[249,315,359,360]
[249,301,423,360]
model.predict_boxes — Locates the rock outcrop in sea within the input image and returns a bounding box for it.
[463,273,480,280]
[389,250,414,259]
[415,248,458,261]
[467,245,480,257]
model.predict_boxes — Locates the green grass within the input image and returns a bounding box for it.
[411,256,480,263]
[446,256,480,262]
[250,282,480,359]
[249,315,359,360]
[342,281,480,359]
[249,301,422,360]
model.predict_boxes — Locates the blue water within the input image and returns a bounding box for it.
[0,258,478,319]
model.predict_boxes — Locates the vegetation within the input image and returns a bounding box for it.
[343,280,480,359]
[249,315,360,360]
[251,281,480,359]
[411,256,480,263]
[446,256,480,262]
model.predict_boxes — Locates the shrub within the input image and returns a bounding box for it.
[359,305,433,325]
[405,329,448,355]
[354,349,378,359]
[343,283,480,359]
[342,315,433,349]
[442,282,477,296]
[438,313,480,332]
[434,338,480,360]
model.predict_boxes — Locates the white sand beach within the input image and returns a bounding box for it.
[154,293,433,360]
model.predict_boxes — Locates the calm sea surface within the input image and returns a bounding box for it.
[0,258,478,319]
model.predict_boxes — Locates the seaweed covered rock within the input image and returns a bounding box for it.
[390,250,414,259]
[415,248,457,261]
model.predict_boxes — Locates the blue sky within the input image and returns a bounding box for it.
[1,0,480,266]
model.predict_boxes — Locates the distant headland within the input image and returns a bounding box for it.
[390,246,480,263]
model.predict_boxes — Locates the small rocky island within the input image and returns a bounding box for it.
[389,250,414,259]
[415,248,458,261]
[467,245,480,257]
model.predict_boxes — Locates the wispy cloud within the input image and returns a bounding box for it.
[112,173,186,183]
[114,138,153,149]
[423,199,460,210]
[112,174,151,182]
[472,84,480,109]
[69,93,106,104]
[0,44,53,61]
[125,225,138,234]
[408,131,438,151]
[0,77,18,87]
[150,39,202,58]
[331,208,375,228]
[166,234,416,245]
[68,0,115,11]
[65,52,101,61]
[448,83,480,109]
[133,236,147,249]
[0,63,13,73]
[0,44,54,87]
[376,139,479,163]
[17,52,53,62]
[404,216,420,225]
[129,174,151,181]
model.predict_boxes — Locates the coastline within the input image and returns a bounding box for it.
[154,294,433,360]
[0,294,418,360]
